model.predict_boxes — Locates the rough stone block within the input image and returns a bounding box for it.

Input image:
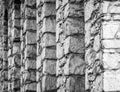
[43,60,56,75]
[102,40,120,49]
[24,70,36,82]
[64,35,84,54]
[66,76,85,92]
[25,83,36,91]
[84,0,94,22]
[24,19,36,31]
[12,10,20,19]
[64,3,84,18]
[63,54,85,75]
[41,33,56,47]
[25,45,36,58]
[25,58,36,70]
[25,0,36,6]
[11,28,20,39]
[103,1,120,13]
[41,3,56,18]
[103,52,120,69]
[56,43,64,59]
[25,7,36,18]
[36,55,42,70]
[12,54,21,67]
[13,19,21,27]
[26,31,36,44]
[42,17,56,33]
[64,18,84,36]
[41,48,56,60]
[13,42,21,54]
[102,21,120,39]
[56,0,62,10]
[93,34,100,52]
[56,7,64,22]
[103,70,120,91]
[37,82,42,92]
[42,76,57,91]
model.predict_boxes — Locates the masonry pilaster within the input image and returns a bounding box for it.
[56,0,85,92]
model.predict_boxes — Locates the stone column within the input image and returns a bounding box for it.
[0,0,8,92]
[85,0,120,91]
[21,0,37,92]
[8,0,21,92]
[36,0,57,92]
[56,0,85,92]
[2,4,8,92]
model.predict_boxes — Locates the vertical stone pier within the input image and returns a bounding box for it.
[36,0,57,92]
[56,0,85,92]
[8,0,21,92]
[85,0,120,91]
[21,0,37,92]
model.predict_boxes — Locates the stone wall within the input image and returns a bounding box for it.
[0,0,120,92]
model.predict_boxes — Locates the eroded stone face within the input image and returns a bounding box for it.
[104,70,120,91]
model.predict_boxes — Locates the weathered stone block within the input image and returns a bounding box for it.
[24,19,36,31]
[41,48,56,60]
[24,70,36,82]
[13,42,21,54]
[25,83,36,91]
[84,0,94,22]
[13,19,20,27]
[12,10,20,19]
[64,3,84,18]
[25,58,36,70]
[12,54,21,67]
[12,67,20,79]
[56,7,64,22]
[41,33,56,47]
[25,45,36,58]
[37,82,42,92]
[102,21,120,39]
[36,55,42,70]
[11,28,20,39]
[42,76,57,91]
[25,7,36,18]
[66,76,85,92]
[103,1,120,13]
[36,43,42,56]
[56,43,64,59]
[63,54,85,75]
[41,3,56,18]
[64,35,84,54]
[42,17,56,33]
[25,0,36,6]
[93,34,100,51]
[26,31,36,44]
[103,52,120,69]
[64,18,84,36]
[43,60,56,75]
[103,70,120,91]
[56,0,62,10]
[56,21,64,42]
[102,40,120,49]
